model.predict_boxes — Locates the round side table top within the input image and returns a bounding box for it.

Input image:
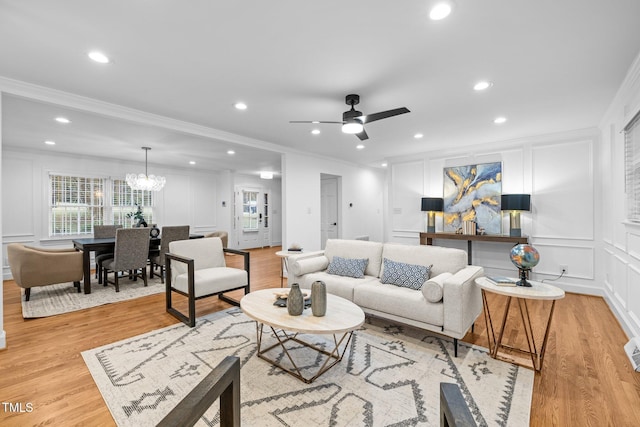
[240,289,365,334]
[475,276,565,300]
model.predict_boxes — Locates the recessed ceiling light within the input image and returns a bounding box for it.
[311,129,321,135]
[55,117,71,124]
[234,102,247,110]
[381,162,388,167]
[312,121,320,124]
[88,51,110,64]
[356,144,365,150]
[260,171,274,180]
[473,81,493,91]
[414,133,424,139]
[44,140,56,145]
[494,116,507,124]
[429,1,454,20]
[227,150,235,155]
[189,161,196,165]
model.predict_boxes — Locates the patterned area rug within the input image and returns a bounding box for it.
[21,275,164,318]
[83,308,533,426]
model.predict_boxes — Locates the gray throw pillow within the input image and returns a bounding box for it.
[381,258,432,290]
[326,256,368,278]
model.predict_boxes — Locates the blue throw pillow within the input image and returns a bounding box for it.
[326,256,368,278]
[380,258,432,290]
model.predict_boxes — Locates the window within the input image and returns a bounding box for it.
[625,109,640,221]
[242,190,259,231]
[49,174,105,236]
[48,175,155,237]
[111,179,154,227]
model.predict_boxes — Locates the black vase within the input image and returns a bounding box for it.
[311,281,327,317]
[287,283,304,316]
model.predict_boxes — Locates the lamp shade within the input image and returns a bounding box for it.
[501,194,531,211]
[421,197,444,212]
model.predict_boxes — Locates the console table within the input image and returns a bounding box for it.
[419,232,528,264]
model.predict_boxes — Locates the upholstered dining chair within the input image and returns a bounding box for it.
[149,225,190,283]
[7,243,84,301]
[205,231,228,249]
[166,237,250,327]
[93,224,121,283]
[101,228,150,292]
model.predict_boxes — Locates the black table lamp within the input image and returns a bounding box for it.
[421,197,444,233]
[501,194,531,237]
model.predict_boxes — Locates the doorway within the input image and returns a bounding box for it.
[320,174,340,249]
[235,187,270,249]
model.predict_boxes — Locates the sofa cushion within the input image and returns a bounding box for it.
[422,272,452,303]
[353,282,444,327]
[295,271,378,301]
[326,256,368,278]
[324,239,384,277]
[380,258,432,290]
[381,243,466,277]
[290,255,330,276]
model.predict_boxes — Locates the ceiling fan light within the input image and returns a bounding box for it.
[342,119,364,134]
[430,1,453,20]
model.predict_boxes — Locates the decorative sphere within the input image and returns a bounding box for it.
[510,244,540,270]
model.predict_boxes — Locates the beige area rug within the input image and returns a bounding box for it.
[21,274,165,318]
[83,308,533,426]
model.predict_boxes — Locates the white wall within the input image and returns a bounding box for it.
[0,94,5,349]
[599,52,640,338]
[282,152,385,252]
[2,147,230,279]
[387,128,600,296]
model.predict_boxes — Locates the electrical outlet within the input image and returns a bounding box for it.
[559,264,568,274]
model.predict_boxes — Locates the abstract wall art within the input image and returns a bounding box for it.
[443,162,502,234]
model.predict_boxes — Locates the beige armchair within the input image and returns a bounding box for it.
[7,243,84,301]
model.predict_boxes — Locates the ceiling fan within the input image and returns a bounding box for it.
[290,94,410,141]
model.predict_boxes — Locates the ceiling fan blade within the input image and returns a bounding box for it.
[361,107,410,124]
[289,120,344,124]
[356,128,369,141]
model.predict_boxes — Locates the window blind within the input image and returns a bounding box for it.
[111,179,154,226]
[49,174,105,236]
[625,109,640,221]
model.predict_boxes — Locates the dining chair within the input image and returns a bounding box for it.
[93,224,121,284]
[101,228,150,292]
[149,225,190,283]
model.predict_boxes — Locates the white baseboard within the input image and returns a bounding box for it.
[0,330,6,350]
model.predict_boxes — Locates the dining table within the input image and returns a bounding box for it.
[72,233,204,294]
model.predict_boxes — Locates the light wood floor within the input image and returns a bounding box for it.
[1,246,639,426]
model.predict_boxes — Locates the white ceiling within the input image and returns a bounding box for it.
[1,0,640,173]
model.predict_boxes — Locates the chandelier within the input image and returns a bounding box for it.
[126,147,166,191]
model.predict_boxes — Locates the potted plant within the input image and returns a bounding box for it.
[126,204,148,227]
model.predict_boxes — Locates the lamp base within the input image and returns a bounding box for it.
[515,268,532,287]
[427,225,435,233]
[509,227,522,237]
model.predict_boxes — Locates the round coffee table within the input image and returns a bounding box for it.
[240,288,365,383]
[475,277,565,372]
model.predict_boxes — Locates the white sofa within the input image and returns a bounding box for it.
[287,239,484,356]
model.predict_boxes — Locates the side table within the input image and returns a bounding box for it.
[475,277,565,372]
[274,250,301,288]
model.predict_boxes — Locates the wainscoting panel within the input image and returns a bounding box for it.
[613,254,629,310]
[627,231,640,261]
[390,161,424,232]
[626,264,640,326]
[525,242,594,280]
[604,248,614,293]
